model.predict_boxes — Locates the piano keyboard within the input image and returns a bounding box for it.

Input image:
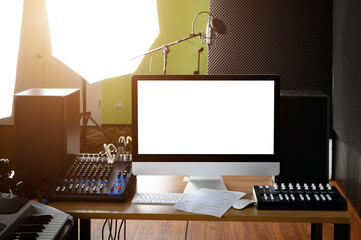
[0,193,73,240]
[11,213,70,239]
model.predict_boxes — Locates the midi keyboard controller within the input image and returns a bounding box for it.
[253,182,348,210]
[50,153,134,202]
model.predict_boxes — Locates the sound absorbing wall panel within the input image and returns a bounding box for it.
[333,0,361,154]
[208,0,333,134]
[333,0,361,216]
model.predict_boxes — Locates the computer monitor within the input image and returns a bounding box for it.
[131,75,280,193]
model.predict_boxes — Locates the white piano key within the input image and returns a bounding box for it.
[36,214,69,240]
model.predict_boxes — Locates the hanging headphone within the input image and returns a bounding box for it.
[0,158,34,199]
[0,158,13,193]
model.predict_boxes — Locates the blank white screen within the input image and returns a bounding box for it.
[137,80,274,154]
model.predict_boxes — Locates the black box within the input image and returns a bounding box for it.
[276,91,329,184]
[14,88,80,183]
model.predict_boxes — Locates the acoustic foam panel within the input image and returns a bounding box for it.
[208,0,333,135]
[333,0,361,154]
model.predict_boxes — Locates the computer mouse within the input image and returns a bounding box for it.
[232,199,255,210]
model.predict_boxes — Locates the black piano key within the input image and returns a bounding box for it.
[22,219,50,225]
[26,215,53,220]
[19,223,45,229]
[12,236,37,240]
[11,237,36,240]
[10,214,55,240]
[12,237,37,240]
[22,215,53,224]
[12,232,39,238]
[16,226,44,232]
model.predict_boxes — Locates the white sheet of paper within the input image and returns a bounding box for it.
[173,188,246,218]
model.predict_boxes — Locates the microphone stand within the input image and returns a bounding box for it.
[132,33,203,75]
[80,77,116,150]
[194,47,204,75]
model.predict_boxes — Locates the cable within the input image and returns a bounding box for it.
[149,55,153,74]
[114,220,118,239]
[108,144,117,151]
[108,219,112,240]
[192,11,211,36]
[86,126,130,140]
[186,39,199,53]
[117,220,124,240]
[185,220,189,240]
[118,136,125,144]
[125,137,132,161]
[118,136,125,160]
[114,126,130,134]
[103,144,112,163]
[104,143,117,163]
[102,219,108,240]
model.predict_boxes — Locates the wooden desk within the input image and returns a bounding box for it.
[49,176,351,240]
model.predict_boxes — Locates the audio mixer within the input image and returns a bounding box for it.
[50,153,134,202]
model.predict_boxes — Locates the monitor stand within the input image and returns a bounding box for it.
[183,176,228,193]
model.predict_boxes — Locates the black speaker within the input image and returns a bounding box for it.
[276,91,329,184]
[14,89,80,183]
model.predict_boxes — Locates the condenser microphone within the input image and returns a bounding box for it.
[206,21,213,47]
[206,17,227,47]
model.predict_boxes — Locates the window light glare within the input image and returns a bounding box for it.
[0,0,23,119]
[46,0,159,83]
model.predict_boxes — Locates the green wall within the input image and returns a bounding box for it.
[102,0,209,124]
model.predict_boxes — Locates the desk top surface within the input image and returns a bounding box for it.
[49,176,351,224]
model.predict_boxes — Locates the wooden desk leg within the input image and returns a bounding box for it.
[80,219,91,240]
[68,218,78,240]
[311,223,322,240]
[334,224,350,240]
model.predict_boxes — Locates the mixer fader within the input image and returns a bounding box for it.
[253,182,347,210]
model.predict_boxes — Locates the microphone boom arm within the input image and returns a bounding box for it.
[131,33,203,75]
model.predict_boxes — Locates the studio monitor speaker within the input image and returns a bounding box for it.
[276,91,329,184]
[14,88,80,183]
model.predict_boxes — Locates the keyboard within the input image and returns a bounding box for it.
[253,182,348,210]
[0,192,73,239]
[131,193,190,204]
